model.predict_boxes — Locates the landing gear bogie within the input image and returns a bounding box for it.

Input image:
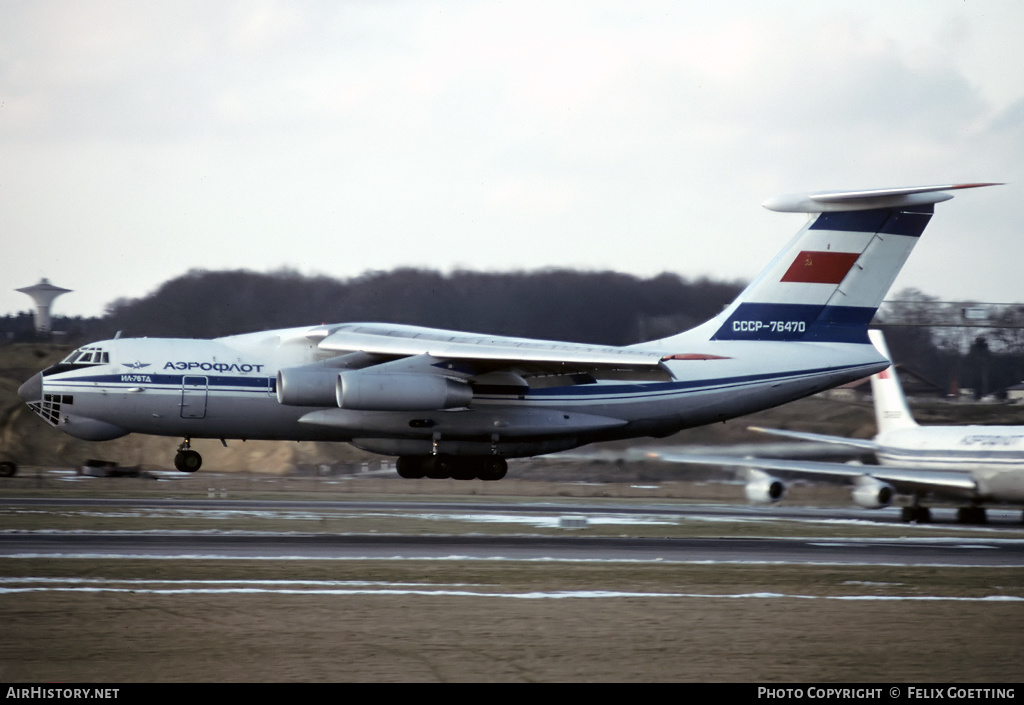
[395,455,507,481]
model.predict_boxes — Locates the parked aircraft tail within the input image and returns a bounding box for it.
[677,184,999,346]
[867,329,920,433]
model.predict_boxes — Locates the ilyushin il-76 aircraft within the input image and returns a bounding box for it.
[18,183,996,481]
[666,329,1024,524]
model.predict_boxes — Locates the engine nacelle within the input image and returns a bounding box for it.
[852,476,895,509]
[744,469,787,503]
[337,372,473,411]
[277,368,340,407]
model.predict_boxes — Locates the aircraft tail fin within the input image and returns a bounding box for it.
[867,329,919,432]
[679,183,999,345]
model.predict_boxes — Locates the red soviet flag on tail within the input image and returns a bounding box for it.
[780,250,860,284]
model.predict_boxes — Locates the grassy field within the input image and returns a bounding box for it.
[3,560,1022,683]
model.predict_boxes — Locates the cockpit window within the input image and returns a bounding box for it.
[45,346,111,377]
[59,347,109,366]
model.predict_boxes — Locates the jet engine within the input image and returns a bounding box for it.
[277,368,340,407]
[743,469,787,503]
[278,367,473,411]
[336,371,473,411]
[851,476,895,509]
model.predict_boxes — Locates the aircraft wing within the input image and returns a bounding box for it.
[308,322,673,371]
[645,451,979,499]
[747,426,880,453]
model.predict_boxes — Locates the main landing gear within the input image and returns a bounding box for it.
[174,437,202,473]
[900,506,932,523]
[901,503,989,524]
[396,455,508,481]
[901,494,932,523]
[956,506,988,524]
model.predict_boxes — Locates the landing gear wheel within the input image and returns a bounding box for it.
[957,506,987,524]
[0,461,16,478]
[901,506,931,523]
[450,459,478,481]
[422,456,451,479]
[477,457,507,482]
[174,449,202,473]
[396,456,427,479]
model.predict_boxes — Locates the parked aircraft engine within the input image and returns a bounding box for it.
[744,469,787,503]
[337,371,473,411]
[277,368,341,407]
[852,476,895,509]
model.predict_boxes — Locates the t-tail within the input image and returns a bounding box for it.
[867,328,920,433]
[692,183,999,345]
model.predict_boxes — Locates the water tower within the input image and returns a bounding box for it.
[16,278,72,333]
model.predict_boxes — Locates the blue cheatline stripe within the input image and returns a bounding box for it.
[712,303,876,342]
[809,205,933,237]
[51,363,883,405]
[52,373,276,392]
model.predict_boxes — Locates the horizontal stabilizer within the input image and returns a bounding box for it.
[763,183,1001,213]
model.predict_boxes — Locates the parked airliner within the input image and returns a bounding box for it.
[650,329,1024,523]
[18,184,996,481]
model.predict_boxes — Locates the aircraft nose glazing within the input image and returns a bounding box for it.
[18,372,43,403]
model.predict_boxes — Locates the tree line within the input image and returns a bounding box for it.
[5,268,1023,399]
[6,268,743,345]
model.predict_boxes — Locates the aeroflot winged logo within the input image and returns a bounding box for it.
[122,361,151,370]
[780,250,860,284]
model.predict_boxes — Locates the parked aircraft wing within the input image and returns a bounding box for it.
[646,451,979,499]
[746,425,880,452]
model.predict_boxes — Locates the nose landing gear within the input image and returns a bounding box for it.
[174,438,202,473]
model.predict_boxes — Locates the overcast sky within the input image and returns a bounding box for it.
[2,0,1022,321]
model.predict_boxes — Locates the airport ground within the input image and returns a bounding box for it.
[3,345,1024,682]
[1,472,1023,683]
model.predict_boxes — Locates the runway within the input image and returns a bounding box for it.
[4,493,1023,682]
[3,531,1024,566]
[2,496,1023,566]
[4,493,1024,524]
